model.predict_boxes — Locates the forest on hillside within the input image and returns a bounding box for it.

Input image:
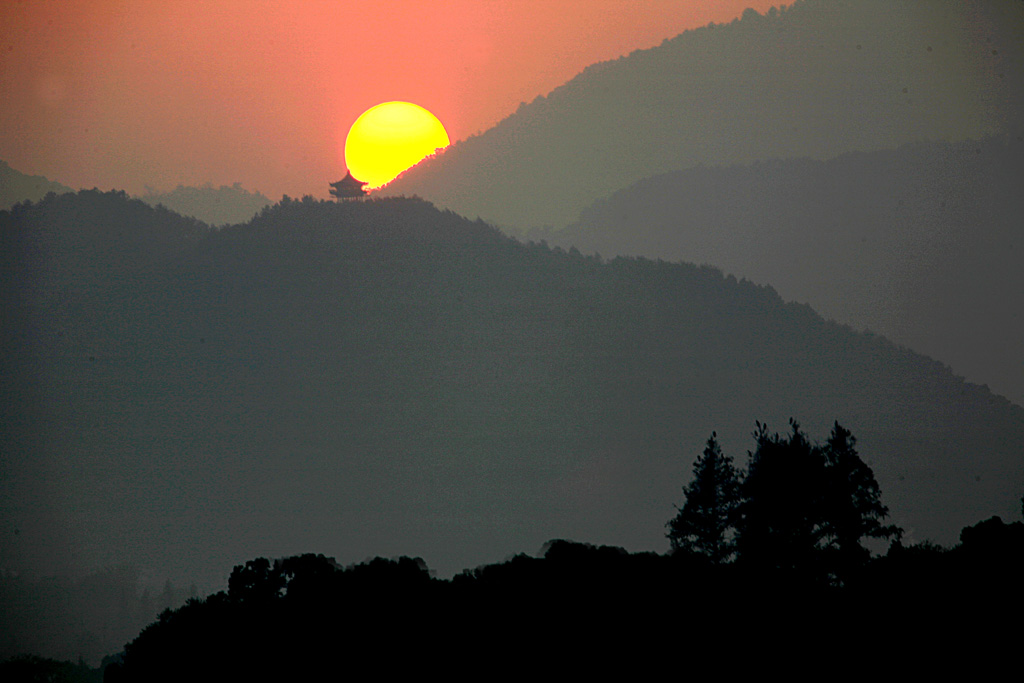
[6,418,1021,679]
[3,191,1022,669]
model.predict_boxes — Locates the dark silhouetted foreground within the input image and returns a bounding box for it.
[102,510,1021,680]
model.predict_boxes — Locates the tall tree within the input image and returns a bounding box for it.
[735,420,899,582]
[819,421,901,576]
[736,420,826,575]
[666,432,742,563]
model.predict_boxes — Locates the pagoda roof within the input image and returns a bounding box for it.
[330,171,368,188]
[330,171,368,199]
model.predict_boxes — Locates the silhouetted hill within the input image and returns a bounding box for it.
[551,136,1024,406]
[0,160,74,210]
[383,0,1024,230]
[136,183,273,226]
[112,524,1023,680]
[2,191,1021,604]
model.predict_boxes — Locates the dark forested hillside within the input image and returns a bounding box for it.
[383,0,1024,229]
[552,136,1024,406]
[2,191,1022,607]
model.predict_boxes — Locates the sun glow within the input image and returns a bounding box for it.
[343,102,450,189]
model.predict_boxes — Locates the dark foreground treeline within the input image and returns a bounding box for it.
[4,513,1021,681]
[97,516,1020,680]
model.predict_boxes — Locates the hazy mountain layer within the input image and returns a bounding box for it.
[2,192,1021,593]
[384,0,1024,230]
[552,136,1024,406]
[1,160,74,210]
[136,183,273,227]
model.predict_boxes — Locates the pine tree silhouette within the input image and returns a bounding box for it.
[666,432,742,563]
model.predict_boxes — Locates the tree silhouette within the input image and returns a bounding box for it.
[735,420,899,582]
[819,421,901,577]
[666,432,741,563]
[226,557,285,603]
[736,420,825,576]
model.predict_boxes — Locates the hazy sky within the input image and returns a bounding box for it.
[0,0,780,199]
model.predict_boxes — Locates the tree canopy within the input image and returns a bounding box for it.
[667,420,900,582]
[735,420,900,581]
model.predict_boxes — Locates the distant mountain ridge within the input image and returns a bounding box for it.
[0,160,74,209]
[1,159,274,226]
[3,192,1021,595]
[137,183,273,226]
[552,135,1024,406]
[383,0,1024,230]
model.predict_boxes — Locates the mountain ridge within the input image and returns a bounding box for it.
[3,191,1020,592]
[550,135,1024,406]
[137,183,273,226]
[383,0,1024,230]
[0,160,74,210]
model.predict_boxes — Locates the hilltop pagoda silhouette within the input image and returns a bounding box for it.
[329,171,368,200]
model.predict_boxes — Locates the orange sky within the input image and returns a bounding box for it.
[0,0,781,198]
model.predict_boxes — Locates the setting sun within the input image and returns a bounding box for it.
[344,102,450,189]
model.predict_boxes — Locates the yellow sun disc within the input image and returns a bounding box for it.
[344,102,450,189]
